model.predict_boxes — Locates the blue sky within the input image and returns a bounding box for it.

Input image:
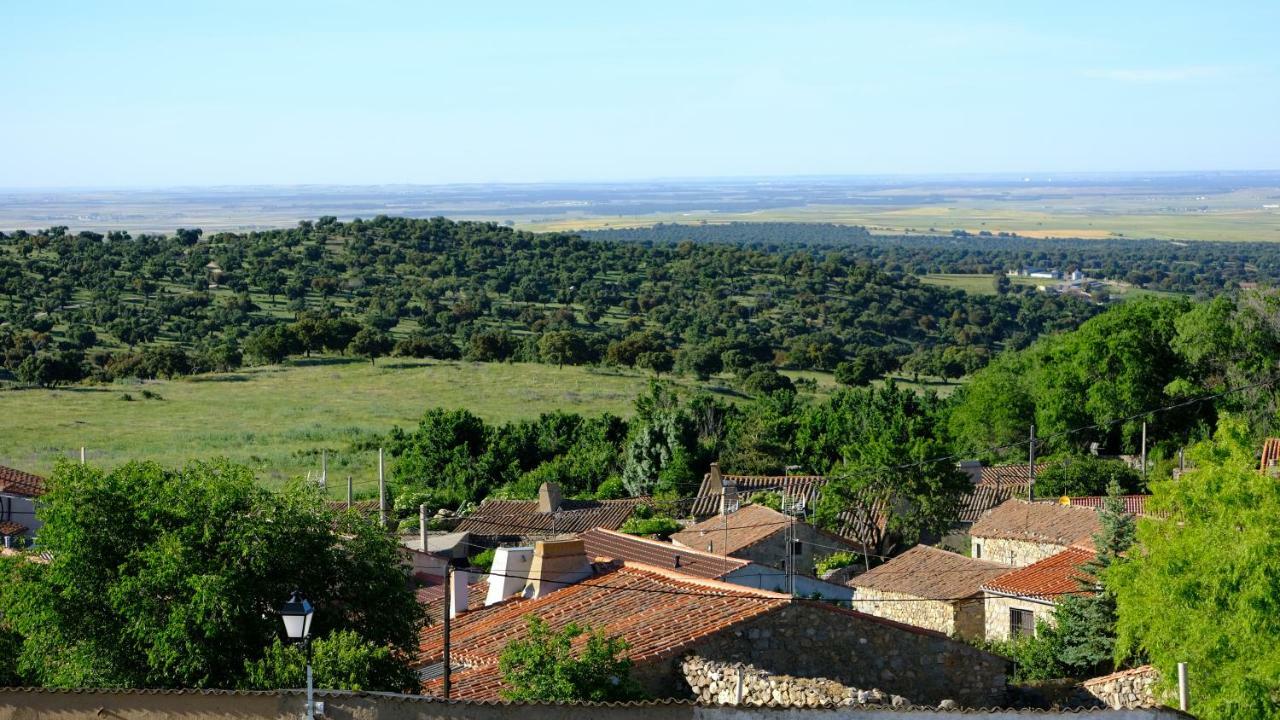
[1,1,1277,187]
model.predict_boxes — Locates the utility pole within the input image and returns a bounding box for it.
[346,476,352,510]
[378,448,386,528]
[1141,421,1148,478]
[1028,425,1037,502]
[320,449,327,488]
[442,566,452,699]
[79,446,85,465]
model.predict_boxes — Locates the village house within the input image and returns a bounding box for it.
[579,526,852,601]
[847,544,1010,639]
[0,464,45,548]
[969,498,1100,567]
[689,463,888,553]
[453,482,650,547]
[980,546,1096,641]
[415,538,1009,706]
[670,503,864,584]
[945,461,1045,550]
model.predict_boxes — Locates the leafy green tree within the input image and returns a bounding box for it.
[636,350,674,377]
[741,367,794,396]
[538,330,591,368]
[348,326,393,365]
[1112,417,1280,720]
[244,630,416,692]
[0,460,421,689]
[498,616,641,702]
[388,408,502,510]
[243,323,300,365]
[1033,456,1144,498]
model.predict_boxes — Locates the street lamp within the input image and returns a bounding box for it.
[279,591,315,720]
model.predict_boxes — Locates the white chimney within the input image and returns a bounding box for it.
[486,546,534,606]
[713,463,738,515]
[450,570,470,619]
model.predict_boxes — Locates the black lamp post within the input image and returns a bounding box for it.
[280,591,315,720]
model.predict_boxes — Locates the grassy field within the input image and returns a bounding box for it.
[0,360,713,491]
[521,194,1280,243]
[918,273,1183,299]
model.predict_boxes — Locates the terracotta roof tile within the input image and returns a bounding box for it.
[959,483,1028,523]
[1060,495,1154,517]
[416,561,790,699]
[982,547,1096,601]
[978,463,1049,487]
[689,472,886,549]
[970,499,1101,547]
[579,527,750,580]
[0,521,27,536]
[326,499,382,517]
[669,504,791,556]
[1262,438,1280,474]
[850,545,1010,601]
[0,466,45,497]
[454,497,649,538]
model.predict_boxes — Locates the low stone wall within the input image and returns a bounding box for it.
[1076,666,1162,709]
[680,656,906,708]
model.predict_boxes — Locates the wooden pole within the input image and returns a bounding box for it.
[378,448,386,528]
[1141,421,1148,478]
[1028,424,1036,502]
[80,447,85,465]
[346,476,352,510]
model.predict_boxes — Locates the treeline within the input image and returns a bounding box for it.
[0,217,1099,387]
[584,222,1279,293]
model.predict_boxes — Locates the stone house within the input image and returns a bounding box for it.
[415,539,1009,706]
[847,544,1010,639]
[0,465,45,548]
[970,498,1100,567]
[689,464,888,554]
[669,503,863,584]
[980,546,1095,641]
[453,482,650,547]
[579,527,852,601]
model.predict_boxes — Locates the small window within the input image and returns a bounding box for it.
[1010,608,1035,638]
[973,542,982,559]
[791,539,803,556]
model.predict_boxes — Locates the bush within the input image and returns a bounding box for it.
[1035,456,1144,497]
[469,548,496,572]
[742,367,794,395]
[394,332,461,360]
[618,515,683,538]
[814,550,860,576]
[498,616,642,702]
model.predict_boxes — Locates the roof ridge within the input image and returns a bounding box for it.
[585,527,750,565]
[617,560,791,599]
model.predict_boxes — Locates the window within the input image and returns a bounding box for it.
[973,542,982,559]
[791,539,803,556]
[1010,608,1035,638]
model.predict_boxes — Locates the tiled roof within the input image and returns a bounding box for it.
[1262,438,1280,474]
[958,483,1028,523]
[453,497,649,538]
[669,504,792,556]
[849,545,1010,601]
[416,576,493,618]
[689,472,887,549]
[327,499,383,517]
[1081,664,1158,690]
[416,561,791,699]
[979,463,1049,487]
[970,499,1101,547]
[982,547,1096,602]
[0,465,46,497]
[0,521,28,536]
[1059,495,1154,517]
[579,527,750,580]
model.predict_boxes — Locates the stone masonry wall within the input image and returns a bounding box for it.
[953,594,986,640]
[850,588,957,636]
[1074,666,1162,709]
[974,537,1067,568]
[982,593,1055,642]
[680,656,905,708]
[686,601,1009,707]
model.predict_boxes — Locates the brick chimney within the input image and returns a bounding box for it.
[525,538,592,599]
[537,482,563,514]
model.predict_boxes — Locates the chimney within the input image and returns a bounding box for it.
[450,569,470,618]
[486,546,534,606]
[419,504,428,552]
[714,464,738,515]
[957,460,983,485]
[525,539,592,599]
[537,482,563,514]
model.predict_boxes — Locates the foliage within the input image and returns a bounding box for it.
[1033,456,1144,498]
[348,326,393,365]
[1111,416,1280,720]
[618,514,683,538]
[498,616,642,702]
[813,550,859,576]
[244,630,417,692]
[0,459,421,689]
[468,548,496,572]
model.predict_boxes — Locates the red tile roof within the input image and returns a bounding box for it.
[453,497,649,538]
[416,561,791,699]
[982,547,1096,602]
[689,472,886,549]
[579,527,751,580]
[670,503,792,556]
[1262,438,1280,474]
[0,521,28,536]
[0,465,46,497]
[970,498,1101,547]
[849,545,1010,601]
[1060,495,1154,517]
